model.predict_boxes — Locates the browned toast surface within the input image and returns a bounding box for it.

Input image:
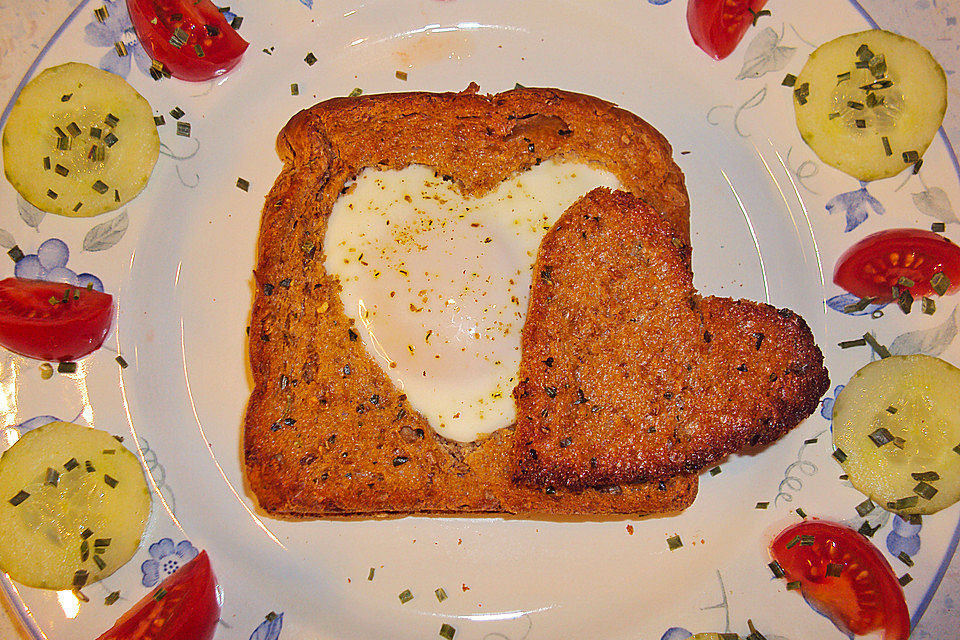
[243,86,697,517]
[511,188,829,490]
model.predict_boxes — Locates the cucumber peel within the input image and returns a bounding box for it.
[2,62,160,217]
[0,421,151,589]
[793,29,947,182]
[833,355,960,516]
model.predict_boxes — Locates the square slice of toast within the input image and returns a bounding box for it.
[244,85,699,517]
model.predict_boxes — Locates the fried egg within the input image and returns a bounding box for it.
[325,161,620,441]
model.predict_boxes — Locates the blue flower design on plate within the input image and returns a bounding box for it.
[83,0,153,79]
[825,184,886,232]
[648,0,673,5]
[250,612,284,640]
[660,628,692,640]
[887,515,922,558]
[140,538,199,587]
[13,238,104,291]
[825,293,888,317]
[819,385,844,421]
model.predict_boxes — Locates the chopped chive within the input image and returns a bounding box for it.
[793,82,809,105]
[856,43,874,60]
[103,132,118,147]
[862,332,891,358]
[825,563,843,577]
[828,111,841,120]
[116,355,128,369]
[855,119,866,128]
[304,52,317,65]
[902,150,920,164]
[92,180,109,194]
[931,272,950,296]
[194,44,205,58]
[913,159,924,174]
[786,580,801,590]
[832,448,848,463]
[881,136,892,156]
[55,163,69,177]
[898,290,914,314]
[104,113,119,127]
[886,405,898,414]
[85,460,95,473]
[170,106,185,120]
[56,135,71,150]
[7,246,24,263]
[43,156,51,171]
[804,437,819,444]
[755,501,769,509]
[899,573,913,586]
[898,552,914,567]
[236,177,250,191]
[114,188,120,202]
[104,591,120,605]
[836,71,851,82]
[93,554,107,571]
[922,297,936,315]
[114,41,128,57]
[94,6,109,22]
[104,474,119,488]
[892,436,906,449]
[843,296,874,314]
[796,507,807,518]
[781,73,796,87]
[58,362,77,373]
[94,538,111,547]
[435,587,448,602]
[860,79,893,91]
[73,569,89,588]
[8,490,29,506]
[153,115,165,127]
[398,589,414,603]
[72,202,82,212]
[932,222,946,232]
[666,534,683,550]
[230,15,243,29]
[170,27,188,48]
[102,449,115,455]
[847,100,864,110]
[865,92,880,108]
[396,70,408,81]
[914,481,938,500]
[47,189,59,200]
[768,560,785,578]
[87,145,105,162]
[348,87,363,97]
[912,471,940,481]
[858,521,879,537]
[45,467,60,486]
[868,427,894,447]
[367,567,375,581]
[439,623,456,640]
[799,534,815,546]
[66,122,82,137]
[856,499,875,517]
[709,466,721,476]
[154,587,167,601]
[64,458,80,471]
[176,122,191,137]
[907,512,923,524]
[888,496,919,510]
[290,83,299,96]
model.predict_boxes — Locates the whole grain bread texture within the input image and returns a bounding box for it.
[512,188,830,491]
[244,84,697,517]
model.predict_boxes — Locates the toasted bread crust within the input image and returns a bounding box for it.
[244,86,696,517]
[512,188,829,490]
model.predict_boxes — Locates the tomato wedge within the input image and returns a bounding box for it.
[0,277,113,362]
[126,0,249,81]
[96,550,220,640]
[770,520,910,640]
[686,0,769,60]
[834,228,960,303]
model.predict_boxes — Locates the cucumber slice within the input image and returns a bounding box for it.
[0,421,151,590]
[793,30,947,182]
[2,62,159,217]
[832,355,960,515]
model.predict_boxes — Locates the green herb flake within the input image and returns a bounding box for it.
[435,587,448,602]
[898,289,914,314]
[398,589,414,604]
[84,460,95,473]
[104,474,119,489]
[104,113,120,127]
[862,332,891,359]
[439,623,457,640]
[882,136,892,156]
[94,538,111,548]
[304,52,317,65]
[666,534,683,551]
[832,448,848,463]
[93,554,107,571]
[231,15,243,30]
[899,573,913,586]
[396,70,408,81]
[176,122,191,137]
[153,587,167,601]
[153,115,165,127]
[786,580,802,590]
[902,150,920,164]
[103,132,119,147]
[804,437,819,445]
[921,297,936,318]
[914,481,938,500]
[170,106,185,120]
[898,551,914,567]
[781,73,796,87]
[194,44,205,58]
[843,297,874,314]
[92,180,109,194]
[932,222,946,233]
[64,458,80,471]
[825,563,843,577]
[847,100,864,110]
[58,362,77,374]
[116,355,129,369]
[73,569,89,588]
[47,189,59,200]
[912,471,940,482]
[755,501,769,509]
[367,567,375,581]
[931,272,950,296]
[799,534,815,546]
[855,498,875,517]
[796,507,807,519]
[236,177,250,191]
[348,87,363,97]
[45,467,60,487]
[709,466,721,476]
[290,83,299,96]
[8,490,30,506]
[888,496,920,511]
[94,7,109,23]
[104,591,120,605]
[768,560,785,578]
[868,427,894,447]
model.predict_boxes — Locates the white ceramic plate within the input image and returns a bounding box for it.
[2,1,960,639]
